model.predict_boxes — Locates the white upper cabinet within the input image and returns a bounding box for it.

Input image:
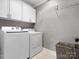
[22,2,36,23]
[0,0,9,18]
[0,0,36,23]
[10,0,22,21]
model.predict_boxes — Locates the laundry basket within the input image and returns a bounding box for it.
[75,44,79,59]
[56,42,79,59]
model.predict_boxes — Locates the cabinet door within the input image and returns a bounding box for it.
[22,2,36,23]
[0,0,8,18]
[29,9,36,23]
[10,0,22,21]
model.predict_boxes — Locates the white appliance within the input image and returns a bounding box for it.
[29,32,43,57]
[0,30,29,59]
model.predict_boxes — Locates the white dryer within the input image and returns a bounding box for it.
[29,32,43,57]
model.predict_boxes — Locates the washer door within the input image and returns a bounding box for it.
[4,32,29,59]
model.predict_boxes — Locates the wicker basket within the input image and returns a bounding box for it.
[56,42,79,59]
[75,44,79,59]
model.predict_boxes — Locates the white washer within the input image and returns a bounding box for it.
[29,32,43,57]
[0,31,29,59]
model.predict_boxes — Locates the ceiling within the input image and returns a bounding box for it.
[24,0,49,8]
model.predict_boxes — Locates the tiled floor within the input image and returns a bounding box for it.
[32,48,57,59]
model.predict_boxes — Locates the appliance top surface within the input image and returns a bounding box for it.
[28,31,42,34]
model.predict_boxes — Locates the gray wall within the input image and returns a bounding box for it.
[35,0,79,51]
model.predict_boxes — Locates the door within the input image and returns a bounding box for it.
[30,32,42,57]
[22,2,31,22]
[22,2,36,23]
[29,9,36,23]
[10,0,22,20]
[0,0,9,18]
[4,32,29,59]
[0,31,4,59]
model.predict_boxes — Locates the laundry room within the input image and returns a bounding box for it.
[0,0,79,59]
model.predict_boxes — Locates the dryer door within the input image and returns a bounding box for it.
[30,32,42,57]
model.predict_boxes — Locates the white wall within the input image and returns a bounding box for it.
[35,0,79,50]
